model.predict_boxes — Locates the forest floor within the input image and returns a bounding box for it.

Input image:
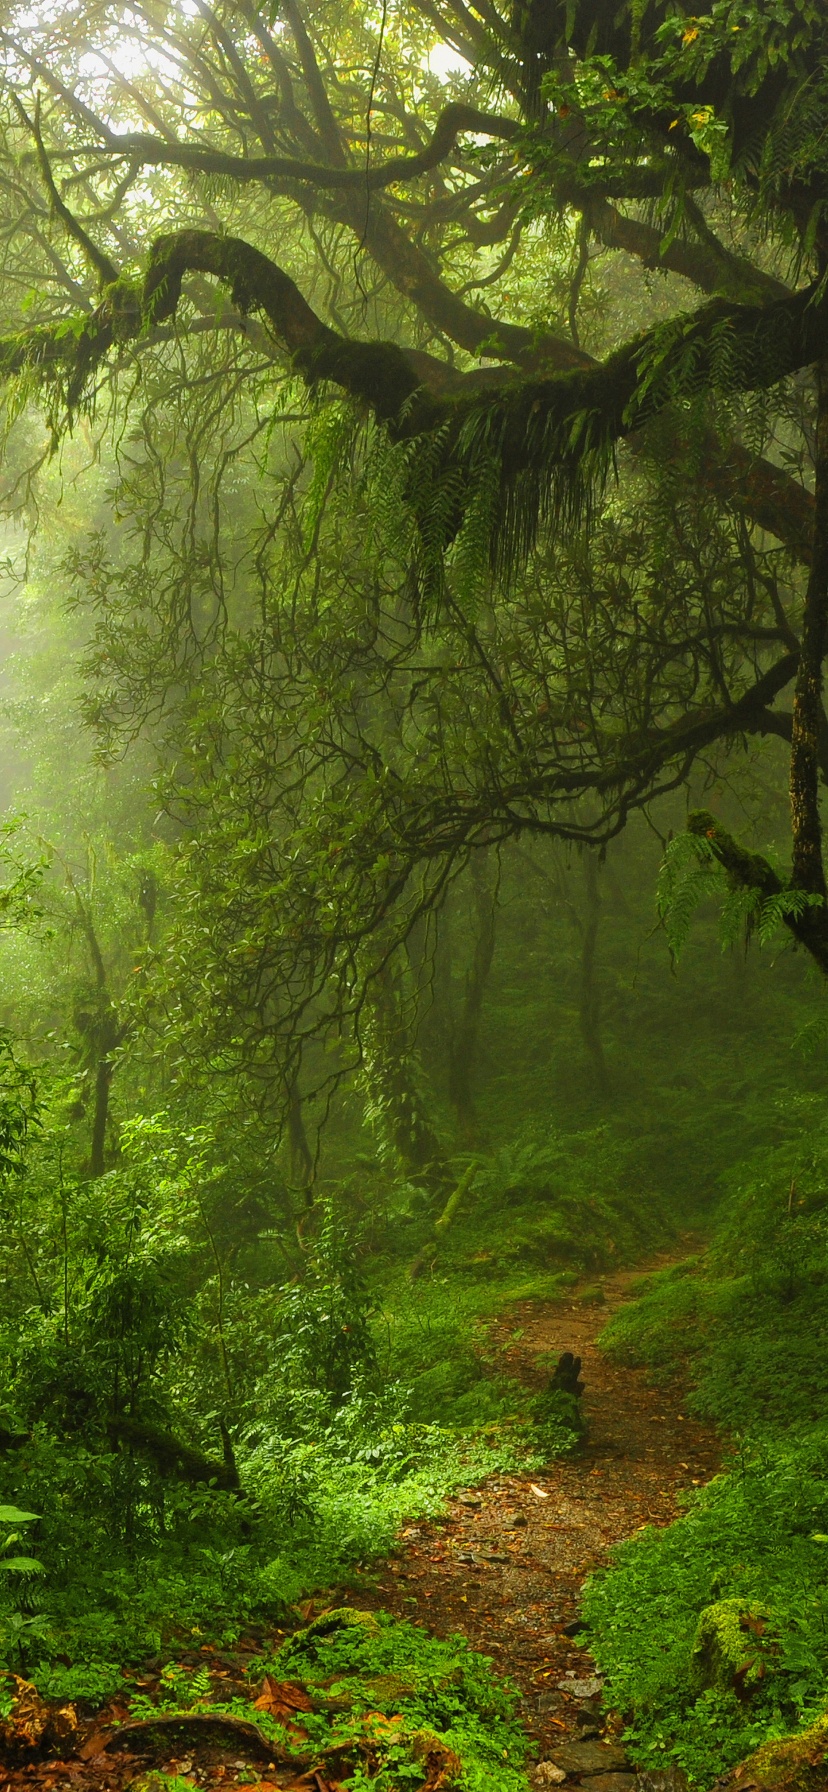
[358,1244,720,1786]
[1,1246,719,1792]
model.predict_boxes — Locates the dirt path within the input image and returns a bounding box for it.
[361,1248,719,1786]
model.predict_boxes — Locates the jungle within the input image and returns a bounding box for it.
[0,2,827,1789]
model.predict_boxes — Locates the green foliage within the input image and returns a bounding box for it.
[0,1503,48,1669]
[272,1607,531,1792]
[275,1205,378,1402]
[585,1431,828,1785]
[531,1387,584,1459]
[657,831,826,964]
[587,1107,828,1783]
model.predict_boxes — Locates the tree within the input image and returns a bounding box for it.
[0,0,825,1066]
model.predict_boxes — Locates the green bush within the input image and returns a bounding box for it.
[585,1431,828,1785]
[587,1111,828,1785]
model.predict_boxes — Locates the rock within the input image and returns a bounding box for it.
[533,1766,567,1787]
[588,1778,636,1792]
[456,1493,482,1508]
[548,1741,629,1775]
[635,1771,690,1791]
[558,1675,604,1699]
[691,1599,776,1697]
[503,1511,529,1528]
[715,1711,828,1790]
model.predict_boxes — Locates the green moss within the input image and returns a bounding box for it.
[691,1599,775,1696]
[734,1713,828,1790]
[279,1605,381,1666]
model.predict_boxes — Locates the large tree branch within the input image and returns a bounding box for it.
[687,810,828,976]
[79,102,519,193]
[587,196,789,306]
[4,228,824,575]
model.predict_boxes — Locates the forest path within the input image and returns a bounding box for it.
[361,1244,719,1787]
[1,1248,717,1792]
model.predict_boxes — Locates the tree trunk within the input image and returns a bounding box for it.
[447,852,498,1142]
[791,357,828,898]
[578,852,610,1097]
[287,1072,314,1197]
[361,946,445,1182]
[89,1055,112,1178]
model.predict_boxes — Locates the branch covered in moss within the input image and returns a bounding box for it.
[687,811,828,975]
[108,1414,241,1491]
[4,229,827,575]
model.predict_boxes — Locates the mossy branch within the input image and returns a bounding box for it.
[13,93,119,289]
[108,1414,241,1492]
[409,1161,477,1280]
[687,811,828,976]
[3,227,828,575]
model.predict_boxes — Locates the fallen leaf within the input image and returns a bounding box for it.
[254,1676,314,1725]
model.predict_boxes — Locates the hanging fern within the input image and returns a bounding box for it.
[656,829,725,959]
[659,826,827,961]
[755,887,826,945]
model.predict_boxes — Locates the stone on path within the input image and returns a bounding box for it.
[548,1741,629,1774]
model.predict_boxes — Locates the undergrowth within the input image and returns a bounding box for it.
[0,1099,662,1695]
[585,1101,828,1785]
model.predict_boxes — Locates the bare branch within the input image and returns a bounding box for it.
[71,102,519,195]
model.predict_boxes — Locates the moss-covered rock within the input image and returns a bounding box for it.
[718,1713,828,1790]
[409,1726,464,1789]
[691,1598,776,1697]
[279,1605,381,1666]
[364,1670,421,1703]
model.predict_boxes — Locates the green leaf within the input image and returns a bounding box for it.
[0,1554,44,1573]
[0,1505,39,1523]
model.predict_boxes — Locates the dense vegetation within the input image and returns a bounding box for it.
[0,0,826,1785]
[587,1107,828,1785]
